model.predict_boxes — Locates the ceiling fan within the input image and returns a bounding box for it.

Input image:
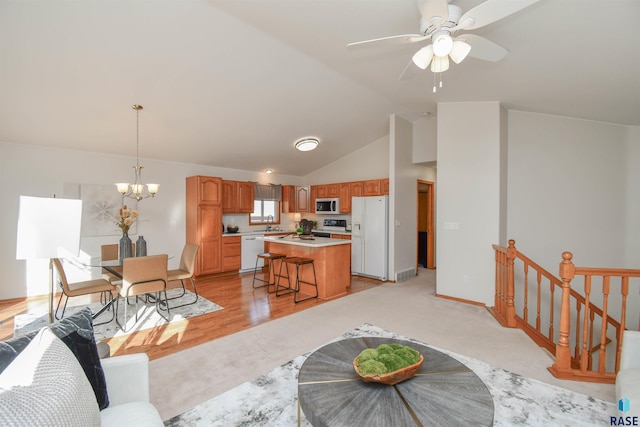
[347,0,540,91]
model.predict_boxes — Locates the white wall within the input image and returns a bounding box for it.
[624,125,640,268]
[390,115,437,280]
[412,116,437,164]
[303,135,389,184]
[0,141,302,299]
[436,102,506,305]
[507,111,629,273]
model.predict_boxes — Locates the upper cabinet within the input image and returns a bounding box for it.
[350,181,364,198]
[197,176,223,204]
[285,178,387,214]
[381,178,389,195]
[295,185,310,212]
[282,185,310,213]
[363,179,382,196]
[222,180,254,213]
[339,183,351,213]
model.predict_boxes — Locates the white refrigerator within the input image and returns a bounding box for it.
[351,195,388,281]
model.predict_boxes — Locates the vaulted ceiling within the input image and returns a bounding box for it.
[2,0,639,176]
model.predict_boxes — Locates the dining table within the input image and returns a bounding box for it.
[78,255,172,317]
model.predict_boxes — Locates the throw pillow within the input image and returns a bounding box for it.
[0,308,109,409]
[0,328,101,426]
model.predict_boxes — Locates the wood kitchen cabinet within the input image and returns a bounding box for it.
[316,185,328,198]
[222,180,254,213]
[282,185,310,213]
[381,178,389,195]
[363,179,382,196]
[331,233,351,240]
[310,185,317,212]
[295,185,310,212]
[187,176,223,276]
[326,184,339,198]
[222,236,241,272]
[350,181,364,197]
[339,182,351,213]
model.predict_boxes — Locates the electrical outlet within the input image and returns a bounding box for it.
[463,275,469,283]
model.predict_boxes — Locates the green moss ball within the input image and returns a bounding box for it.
[393,347,421,365]
[376,344,395,355]
[355,348,378,365]
[378,353,406,372]
[358,359,387,375]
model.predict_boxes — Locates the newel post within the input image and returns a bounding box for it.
[505,239,517,327]
[552,252,575,373]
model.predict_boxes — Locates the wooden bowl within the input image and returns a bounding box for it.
[353,354,424,385]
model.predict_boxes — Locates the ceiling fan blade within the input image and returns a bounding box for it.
[455,34,508,62]
[347,33,427,50]
[417,0,449,26]
[456,0,540,31]
[399,59,422,81]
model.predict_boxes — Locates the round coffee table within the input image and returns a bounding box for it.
[298,337,494,426]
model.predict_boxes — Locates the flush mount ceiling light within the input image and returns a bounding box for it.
[265,169,273,174]
[295,137,319,152]
[115,105,159,202]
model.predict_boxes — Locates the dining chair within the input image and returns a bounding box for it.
[115,254,169,332]
[166,243,200,308]
[52,258,116,325]
[100,242,134,284]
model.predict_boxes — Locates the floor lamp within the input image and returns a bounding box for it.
[16,195,83,323]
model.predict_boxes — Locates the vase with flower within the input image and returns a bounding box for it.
[115,205,138,261]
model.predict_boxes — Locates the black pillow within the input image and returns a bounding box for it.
[0,308,109,410]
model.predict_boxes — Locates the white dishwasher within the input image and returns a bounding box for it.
[240,234,265,273]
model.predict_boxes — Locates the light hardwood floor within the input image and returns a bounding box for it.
[0,270,382,360]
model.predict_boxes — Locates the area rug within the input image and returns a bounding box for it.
[164,324,617,426]
[13,290,223,342]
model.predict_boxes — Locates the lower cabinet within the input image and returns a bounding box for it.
[222,236,241,272]
[331,234,352,240]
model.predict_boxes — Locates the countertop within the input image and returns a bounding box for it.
[223,230,351,237]
[222,230,295,237]
[262,235,351,248]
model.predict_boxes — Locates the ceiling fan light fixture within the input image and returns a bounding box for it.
[449,40,471,64]
[412,45,434,69]
[430,55,449,73]
[295,137,319,152]
[432,31,453,56]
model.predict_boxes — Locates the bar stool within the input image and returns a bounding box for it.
[276,256,318,303]
[252,252,287,293]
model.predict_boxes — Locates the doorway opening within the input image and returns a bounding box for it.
[417,180,435,270]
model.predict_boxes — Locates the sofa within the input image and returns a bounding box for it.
[0,308,163,426]
[616,330,640,417]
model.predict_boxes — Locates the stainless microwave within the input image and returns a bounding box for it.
[315,198,340,214]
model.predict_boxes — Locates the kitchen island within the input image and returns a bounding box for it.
[262,235,351,300]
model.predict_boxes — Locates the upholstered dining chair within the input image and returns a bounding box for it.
[52,258,116,325]
[116,254,169,332]
[100,243,134,284]
[166,243,200,308]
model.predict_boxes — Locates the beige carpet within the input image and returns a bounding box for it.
[149,268,615,421]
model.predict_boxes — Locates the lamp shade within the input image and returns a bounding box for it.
[430,55,450,73]
[16,196,83,259]
[449,40,471,64]
[412,45,434,70]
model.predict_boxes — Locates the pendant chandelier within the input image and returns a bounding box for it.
[115,104,159,201]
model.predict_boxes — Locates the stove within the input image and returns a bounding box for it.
[321,218,347,232]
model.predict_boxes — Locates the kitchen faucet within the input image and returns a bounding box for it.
[266,215,274,231]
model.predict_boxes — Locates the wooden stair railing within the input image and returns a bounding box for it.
[490,239,639,384]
